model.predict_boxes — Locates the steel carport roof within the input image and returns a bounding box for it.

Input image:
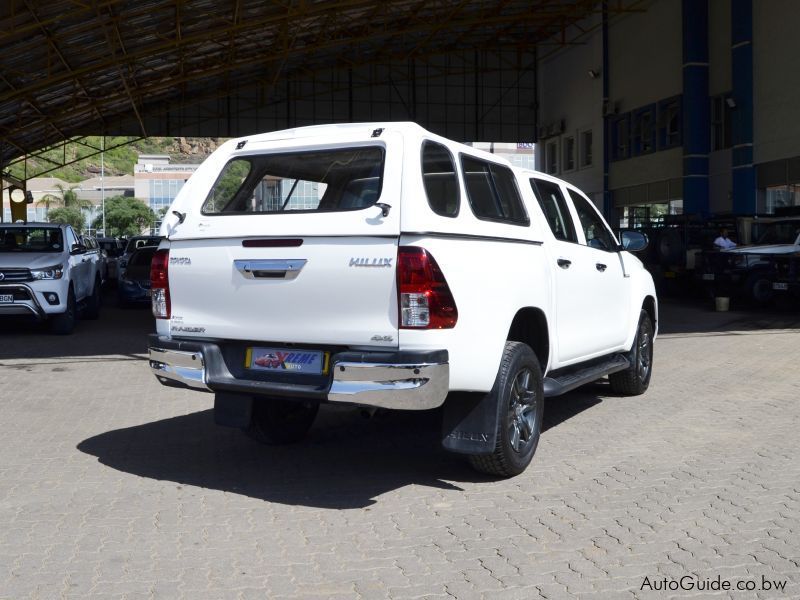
[0,0,638,165]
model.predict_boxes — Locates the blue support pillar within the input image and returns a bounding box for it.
[731,0,755,214]
[601,1,613,220]
[682,0,710,216]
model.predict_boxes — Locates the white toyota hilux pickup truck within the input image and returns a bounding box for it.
[148,123,657,477]
[0,222,103,334]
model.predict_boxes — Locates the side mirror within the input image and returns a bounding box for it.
[620,230,649,252]
[70,243,85,254]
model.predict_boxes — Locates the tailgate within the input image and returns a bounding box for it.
[164,136,402,349]
[167,235,398,347]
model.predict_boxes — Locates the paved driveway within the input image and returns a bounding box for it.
[1,297,799,599]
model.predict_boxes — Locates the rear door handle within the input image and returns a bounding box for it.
[557,258,572,269]
[596,263,607,272]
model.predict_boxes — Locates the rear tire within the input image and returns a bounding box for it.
[244,398,319,445]
[50,287,76,335]
[468,342,544,478]
[609,310,654,396]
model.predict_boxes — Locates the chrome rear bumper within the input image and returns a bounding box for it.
[328,361,448,410]
[148,347,209,390]
[148,337,448,411]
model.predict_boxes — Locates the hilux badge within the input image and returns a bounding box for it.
[349,257,393,267]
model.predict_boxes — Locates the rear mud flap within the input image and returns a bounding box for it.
[441,391,500,455]
[214,392,253,428]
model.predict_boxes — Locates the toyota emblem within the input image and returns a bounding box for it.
[0,272,5,281]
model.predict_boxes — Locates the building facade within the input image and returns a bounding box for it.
[535,0,798,227]
[134,154,200,232]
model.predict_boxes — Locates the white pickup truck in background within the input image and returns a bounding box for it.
[0,222,103,334]
[148,122,657,477]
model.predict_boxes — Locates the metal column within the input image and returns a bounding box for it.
[682,0,710,216]
[731,0,755,214]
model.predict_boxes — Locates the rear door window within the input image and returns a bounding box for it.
[530,179,578,243]
[461,155,529,225]
[202,147,385,215]
[422,141,459,217]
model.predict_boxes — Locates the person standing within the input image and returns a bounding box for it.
[713,228,737,249]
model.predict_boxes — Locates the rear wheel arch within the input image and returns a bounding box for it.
[506,307,549,372]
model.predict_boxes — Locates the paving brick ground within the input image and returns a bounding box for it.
[1,295,799,599]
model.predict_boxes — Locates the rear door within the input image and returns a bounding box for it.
[166,137,401,348]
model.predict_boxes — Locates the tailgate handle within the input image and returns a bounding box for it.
[234,259,307,280]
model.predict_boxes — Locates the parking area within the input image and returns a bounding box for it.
[1,296,799,600]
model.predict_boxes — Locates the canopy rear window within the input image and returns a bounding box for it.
[202,147,385,215]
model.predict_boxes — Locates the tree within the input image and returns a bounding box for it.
[39,183,91,211]
[92,196,155,237]
[48,207,85,233]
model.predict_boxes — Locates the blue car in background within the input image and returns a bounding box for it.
[118,246,156,307]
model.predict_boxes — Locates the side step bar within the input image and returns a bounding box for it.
[543,354,630,398]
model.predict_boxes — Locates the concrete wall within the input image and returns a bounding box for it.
[709,0,732,97]
[608,0,682,114]
[537,1,685,203]
[753,0,800,164]
[536,14,603,199]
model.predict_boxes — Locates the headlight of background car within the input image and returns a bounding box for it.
[31,264,64,280]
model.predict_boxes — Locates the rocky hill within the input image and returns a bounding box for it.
[8,136,225,182]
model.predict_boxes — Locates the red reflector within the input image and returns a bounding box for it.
[150,249,170,319]
[242,238,304,248]
[397,246,457,329]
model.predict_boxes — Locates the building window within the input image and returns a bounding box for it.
[632,105,656,156]
[711,94,733,151]
[562,136,576,171]
[545,140,558,174]
[764,184,800,214]
[657,96,682,149]
[611,114,630,161]
[579,129,593,168]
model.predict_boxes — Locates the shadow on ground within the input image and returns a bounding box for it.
[77,393,601,509]
[657,297,800,336]
[0,288,152,360]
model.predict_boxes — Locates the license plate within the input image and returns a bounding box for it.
[0,294,13,303]
[773,282,789,290]
[246,347,328,375]
[702,273,715,281]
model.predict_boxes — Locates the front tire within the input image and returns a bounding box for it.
[84,276,102,319]
[745,271,773,305]
[469,342,544,478]
[244,398,319,445]
[609,309,654,396]
[50,286,76,335]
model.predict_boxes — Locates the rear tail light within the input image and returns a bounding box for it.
[150,249,170,319]
[397,246,458,329]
